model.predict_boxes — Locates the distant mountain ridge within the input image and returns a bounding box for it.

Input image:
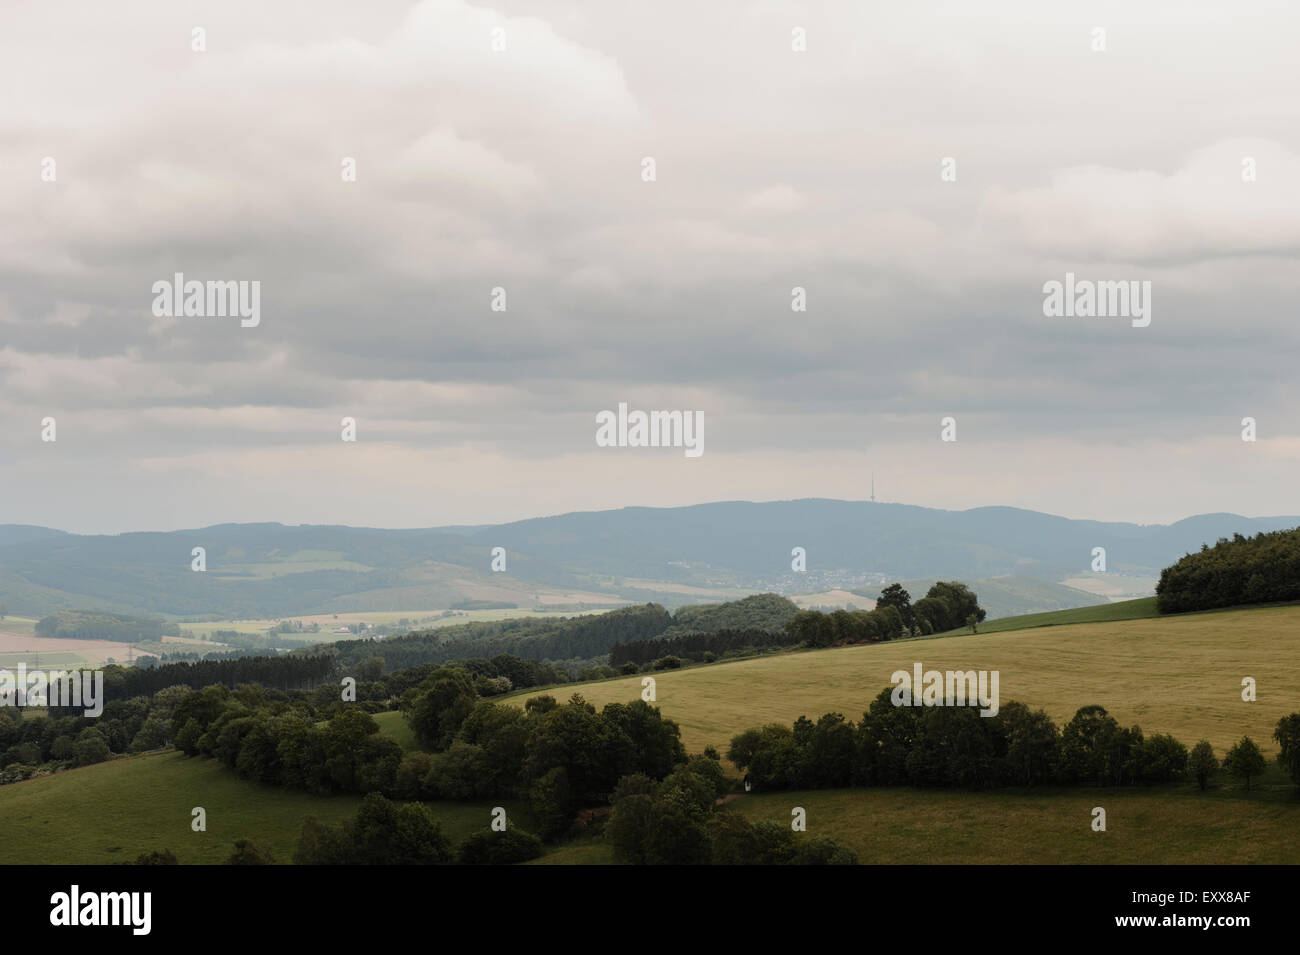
[0,500,1295,619]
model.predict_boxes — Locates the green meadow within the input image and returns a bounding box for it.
[0,750,524,865]
[530,773,1300,865]
[932,596,1161,635]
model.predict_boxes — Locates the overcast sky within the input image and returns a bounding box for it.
[2,0,1298,534]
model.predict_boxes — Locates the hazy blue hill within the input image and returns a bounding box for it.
[465,499,1300,580]
[0,524,68,547]
[0,502,1294,619]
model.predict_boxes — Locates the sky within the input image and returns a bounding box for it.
[2,0,1298,534]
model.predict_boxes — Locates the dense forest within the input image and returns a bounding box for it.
[328,594,800,672]
[1156,527,1300,613]
[328,603,672,670]
[611,627,802,666]
[35,610,180,642]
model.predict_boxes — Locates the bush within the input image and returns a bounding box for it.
[226,840,276,865]
[294,794,454,865]
[132,849,178,865]
[458,828,544,865]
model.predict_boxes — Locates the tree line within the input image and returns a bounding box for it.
[782,581,987,648]
[728,687,1300,793]
[1157,527,1300,613]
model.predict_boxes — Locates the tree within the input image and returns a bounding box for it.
[1189,740,1218,791]
[1226,736,1266,791]
[924,582,987,630]
[1273,714,1300,787]
[875,584,914,632]
[458,828,543,865]
[606,791,658,865]
[403,667,476,751]
[1134,733,1188,783]
[294,794,453,865]
[997,701,1059,787]
[1059,705,1118,784]
[600,700,686,781]
[130,711,170,753]
[352,657,385,683]
[786,610,834,648]
[72,727,112,767]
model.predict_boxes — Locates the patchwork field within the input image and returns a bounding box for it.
[0,631,149,668]
[507,603,1300,758]
[179,607,609,640]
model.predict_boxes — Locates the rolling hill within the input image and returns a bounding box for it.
[0,501,1295,620]
[507,602,1300,760]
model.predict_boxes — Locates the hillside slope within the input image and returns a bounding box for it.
[512,603,1300,759]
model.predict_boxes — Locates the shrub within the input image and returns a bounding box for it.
[459,828,544,865]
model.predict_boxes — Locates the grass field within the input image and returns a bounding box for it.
[727,778,1300,864]
[528,773,1300,865]
[0,750,529,865]
[933,596,1161,635]
[373,710,418,751]
[507,603,1300,759]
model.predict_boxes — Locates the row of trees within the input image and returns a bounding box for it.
[1157,527,1300,613]
[93,655,336,703]
[165,663,693,840]
[784,582,988,648]
[728,689,1298,792]
[786,605,905,646]
[875,581,987,635]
